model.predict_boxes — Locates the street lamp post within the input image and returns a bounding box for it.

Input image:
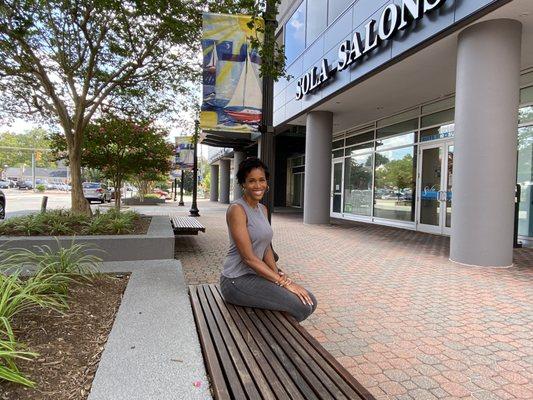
[179,170,185,206]
[189,120,200,217]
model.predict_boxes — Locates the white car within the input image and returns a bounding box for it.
[83,182,111,203]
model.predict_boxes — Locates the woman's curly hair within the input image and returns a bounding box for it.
[236,157,270,184]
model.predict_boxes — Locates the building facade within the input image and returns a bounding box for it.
[208,0,533,267]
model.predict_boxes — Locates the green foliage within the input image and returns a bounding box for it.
[0,239,104,387]
[141,194,161,199]
[51,116,174,208]
[0,317,37,387]
[0,129,55,170]
[35,184,46,192]
[0,209,140,236]
[375,154,415,190]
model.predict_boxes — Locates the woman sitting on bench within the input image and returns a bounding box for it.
[220,157,317,322]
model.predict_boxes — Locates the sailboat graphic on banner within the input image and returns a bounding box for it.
[204,45,217,74]
[225,52,262,124]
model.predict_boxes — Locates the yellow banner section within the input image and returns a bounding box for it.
[200,13,264,134]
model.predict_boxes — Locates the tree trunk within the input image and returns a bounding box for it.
[114,179,122,209]
[69,146,91,215]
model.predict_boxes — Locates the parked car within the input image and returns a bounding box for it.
[82,182,111,203]
[153,188,171,200]
[17,180,33,190]
[0,180,10,189]
[0,190,5,219]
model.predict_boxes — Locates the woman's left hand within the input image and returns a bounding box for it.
[285,282,314,306]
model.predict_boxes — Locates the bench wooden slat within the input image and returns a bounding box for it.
[262,310,350,400]
[241,307,321,400]
[169,216,205,235]
[196,286,248,399]
[189,286,231,400]
[203,285,275,400]
[253,308,337,400]
[268,310,362,399]
[210,285,296,400]
[284,314,376,400]
[189,284,376,400]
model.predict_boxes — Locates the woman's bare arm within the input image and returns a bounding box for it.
[227,204,280,283]
[263,245,279,274]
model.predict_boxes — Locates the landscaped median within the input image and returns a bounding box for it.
[0,209,174,261]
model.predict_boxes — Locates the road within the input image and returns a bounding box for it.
[2,189,72,218]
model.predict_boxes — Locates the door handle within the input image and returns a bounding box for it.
[438,191,447,202]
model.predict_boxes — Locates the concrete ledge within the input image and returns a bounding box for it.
[0,215,174,261]
[89,259,211,400]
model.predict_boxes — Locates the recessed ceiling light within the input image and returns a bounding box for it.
[376,106,383,110]
[335,101,341,104]
[520,12,530,17]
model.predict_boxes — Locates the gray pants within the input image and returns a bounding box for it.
[220,273,317,322]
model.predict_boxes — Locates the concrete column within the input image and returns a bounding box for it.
[210,164,219,202]
[451,19,522,267]
[303,111,333,224]
[233,151,245,200]
[219,159,231,204]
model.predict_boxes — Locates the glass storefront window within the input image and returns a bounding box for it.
[517,125,533,236]
[421,108,455,128]
[377,119,418,139]
[346,142,373,156]
[373,146,416,222]
[332,149,344,158]
[376,132,416,149]
[519,105,533,125]
[328,0,352,24]
[344,154,373,216]
[332,139,344,149]
[307,0,327,44]
[285,1,306,65]
[420,123,455,143]
[346,131,374,146]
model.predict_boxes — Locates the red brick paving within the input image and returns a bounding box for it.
[175,200,533,400]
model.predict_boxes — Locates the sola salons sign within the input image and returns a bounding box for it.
[295,0,447,100]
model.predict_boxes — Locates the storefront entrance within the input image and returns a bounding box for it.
[331,160,343,217]
[416,141,454,235]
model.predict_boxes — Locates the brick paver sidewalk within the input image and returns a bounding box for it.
[175,200,533,400]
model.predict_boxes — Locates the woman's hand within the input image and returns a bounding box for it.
[285,282,314,306]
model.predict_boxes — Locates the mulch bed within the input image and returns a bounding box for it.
[0,274,130,400]
[131,216,151,235]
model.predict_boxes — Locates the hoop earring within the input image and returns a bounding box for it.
[265,185,270,193]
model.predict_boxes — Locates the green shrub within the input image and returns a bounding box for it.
[0,209,140,236]
[140,194,160,200]
[35,184,46,192]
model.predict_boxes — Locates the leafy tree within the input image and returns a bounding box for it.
[0,128,55,171]
[51,116,173,208]
[375,154,414,191]
[0,0,285,214]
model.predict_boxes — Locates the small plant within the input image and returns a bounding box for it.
[106,217,134,234]
[0,240,102,278]
[35,184,46,192]
[0,318,37,387]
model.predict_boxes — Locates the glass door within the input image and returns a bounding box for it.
[331,161,343,217]
[417,142,453,234]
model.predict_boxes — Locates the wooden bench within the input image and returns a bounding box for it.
[169,216,205,235]
[189,284,376,400]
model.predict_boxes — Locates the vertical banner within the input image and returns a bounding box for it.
[174,136,194,170]
[200,13,264,134]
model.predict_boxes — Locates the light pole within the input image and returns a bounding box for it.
[179,170,185,206]
[189,120,200,217]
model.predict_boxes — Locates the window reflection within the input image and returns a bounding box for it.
[517,125,533,236]
[328,0,352,24]
[374,147,417,222]
[307,0,327,44]
[344,154,373,216]
[285,1,306,65]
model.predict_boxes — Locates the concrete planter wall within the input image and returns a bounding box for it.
[0,216,174,261]
[123,197,165,205]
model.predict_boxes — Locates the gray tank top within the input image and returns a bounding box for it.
[221,197,273,278]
